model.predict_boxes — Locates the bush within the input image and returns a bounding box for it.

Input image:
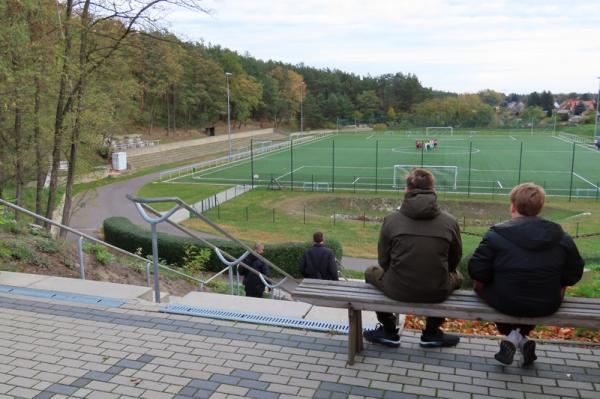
[36,238,60,254]
[103,217,343,278]
[83,243,115,265]
[10,241,35,263]
[372,123,387,130]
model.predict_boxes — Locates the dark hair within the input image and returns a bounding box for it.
[510,183,545,216]
[406,168,435,190]
[313,231,324,243]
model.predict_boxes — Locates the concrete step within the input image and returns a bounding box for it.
[0,271,162,302]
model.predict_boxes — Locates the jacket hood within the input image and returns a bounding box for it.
[492,216,564,250]
[400,189,440,220]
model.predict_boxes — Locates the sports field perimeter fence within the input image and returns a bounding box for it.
[161,130,600,200]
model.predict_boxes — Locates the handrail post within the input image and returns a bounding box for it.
[228,264,234,295]
[151,224,160,302]
[77,236,85,280]
[146,262,151,287]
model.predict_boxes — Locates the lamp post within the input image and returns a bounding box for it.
[594,77,600,138]
[300,81,305,135]
[225,72,232,159]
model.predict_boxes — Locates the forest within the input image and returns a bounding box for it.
[0,0,593,231]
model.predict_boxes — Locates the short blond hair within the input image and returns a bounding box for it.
[510,183,545,216]
[406,168,435,190]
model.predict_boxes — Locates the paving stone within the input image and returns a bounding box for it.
[45,383,79,396]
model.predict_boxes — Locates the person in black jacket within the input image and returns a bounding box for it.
[239,243,270,298]
[298,232,339,280]
[468,183,584,366]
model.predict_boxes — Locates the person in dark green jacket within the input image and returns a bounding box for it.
[363,168,463,348]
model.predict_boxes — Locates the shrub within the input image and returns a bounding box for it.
[10,241,35,263]
[182,245,211,277]
[83,243,115,265]
[36,238,60,254]
[372,123,388,130]
[103,217,343,278]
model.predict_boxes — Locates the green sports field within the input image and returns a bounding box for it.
[163,130,600,198]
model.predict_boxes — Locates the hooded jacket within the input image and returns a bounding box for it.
[377,189,462,303]
[468,217,584,317]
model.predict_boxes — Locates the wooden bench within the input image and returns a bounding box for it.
[291,279,600,365]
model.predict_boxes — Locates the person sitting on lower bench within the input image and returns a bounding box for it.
[363,168,463,348]
[468,183,584,366]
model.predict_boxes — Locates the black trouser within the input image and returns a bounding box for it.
[365,265,461,333]
[245,290,264,298]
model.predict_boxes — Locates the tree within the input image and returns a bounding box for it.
[539,91,554,116]
[574,101,587,116]
[356,90,381,121]
[478,89,505,106]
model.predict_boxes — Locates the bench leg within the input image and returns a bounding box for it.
[347,308,363,365]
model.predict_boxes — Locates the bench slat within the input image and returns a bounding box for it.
[292,280,600,329]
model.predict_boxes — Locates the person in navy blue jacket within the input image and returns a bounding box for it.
[298,232,339,280]
[468,183,584,366]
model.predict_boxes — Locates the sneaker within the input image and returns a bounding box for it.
[419,329,460,348]
[520,339,537,366]
[363,324,400,348]
[494,340,516,365]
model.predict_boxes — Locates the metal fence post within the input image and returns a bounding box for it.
[568,142,576,202]
[77,236,85,280]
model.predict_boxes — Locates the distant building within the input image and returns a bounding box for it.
[558,99,595,113]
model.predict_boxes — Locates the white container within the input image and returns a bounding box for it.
[112,152,127,171]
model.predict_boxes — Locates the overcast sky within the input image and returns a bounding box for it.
[164,0,600,95]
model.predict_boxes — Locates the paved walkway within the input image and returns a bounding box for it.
[0,293,598,399]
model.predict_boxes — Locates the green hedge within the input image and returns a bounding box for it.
[103,217,343,278]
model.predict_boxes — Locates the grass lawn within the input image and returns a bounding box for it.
[170,129,600,198]
[137,183,231,212]
[182,188,600,262]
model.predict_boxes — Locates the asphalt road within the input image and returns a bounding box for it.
[69,171,375,273]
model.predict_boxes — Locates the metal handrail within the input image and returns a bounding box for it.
[0,198,204,286]
[127,196,300,302]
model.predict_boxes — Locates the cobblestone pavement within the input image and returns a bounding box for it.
[0,294,598,399]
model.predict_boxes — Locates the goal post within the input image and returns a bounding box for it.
[426,126,453,136]
[393,164,458,190]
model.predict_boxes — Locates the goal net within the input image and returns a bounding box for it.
[393,164,458,190]
[426,126,453,136]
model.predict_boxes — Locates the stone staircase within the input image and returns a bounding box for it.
[126,130,287,170]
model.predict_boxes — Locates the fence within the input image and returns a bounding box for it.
[179,132,600,201]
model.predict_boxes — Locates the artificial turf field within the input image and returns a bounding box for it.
[165,130,600,197]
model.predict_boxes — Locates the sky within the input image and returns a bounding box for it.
[163,0,600,94]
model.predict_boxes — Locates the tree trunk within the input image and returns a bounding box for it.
[166,92,171,136]
[45,0,74,227]
[61,0,90,237]
[13,102,23,221]
[34,77,46,223]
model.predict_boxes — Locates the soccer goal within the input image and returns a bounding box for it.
[426,126,453,136]
[393,164,458,190]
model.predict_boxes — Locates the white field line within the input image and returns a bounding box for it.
[553,134,599,154]
[497,180,503,188]
[471,168,570,174]
[572,172,600,190]
[275,166,305,181]
[188,136,333,180]
[509,135,517,141]
[352,176,361,184]
[366,134,375,140]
